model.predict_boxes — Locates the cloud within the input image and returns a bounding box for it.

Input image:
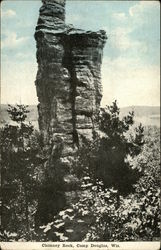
[109,27,132,51]
[1,32,29,49]
[1,9,16,18]
[109,1,159,53]
[112,12,127,21]
[101,57,160,107]
[109,27,147,52]
[129,1,160,18]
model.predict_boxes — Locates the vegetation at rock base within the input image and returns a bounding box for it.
[74,101,144,199]
[0,103,160,241]
[75,125,160,241]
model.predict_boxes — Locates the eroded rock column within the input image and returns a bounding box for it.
[35,0,107,156]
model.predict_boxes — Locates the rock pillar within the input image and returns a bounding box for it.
[35,0,107,156]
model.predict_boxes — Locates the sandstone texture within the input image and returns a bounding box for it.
[35,0,107,156]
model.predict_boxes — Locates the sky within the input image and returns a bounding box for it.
[1,0,160,107]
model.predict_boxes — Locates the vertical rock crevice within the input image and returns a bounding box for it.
[61,39,79,147]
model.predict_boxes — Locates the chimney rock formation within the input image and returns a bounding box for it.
[35,0,107,156]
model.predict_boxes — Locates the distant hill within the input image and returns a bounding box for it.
[120,106,160,117]
[120,106,160,127]
[0,104,160,128]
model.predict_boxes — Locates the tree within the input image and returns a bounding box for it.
[7,104,30,124]
[0,104,44,240]
[0,104,69,241]
[74,101,145,203]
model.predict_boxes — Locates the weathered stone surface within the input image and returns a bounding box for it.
[35,0,107,153]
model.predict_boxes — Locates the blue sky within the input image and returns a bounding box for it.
[1,0,160,107]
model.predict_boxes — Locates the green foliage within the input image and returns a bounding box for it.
[0,104,68,241]
[72,126,160,241]
[7,104,30,123]
[74,101,145,196]
[72,154,160,242]
[0,104,44,240]
[124,126,160,240]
